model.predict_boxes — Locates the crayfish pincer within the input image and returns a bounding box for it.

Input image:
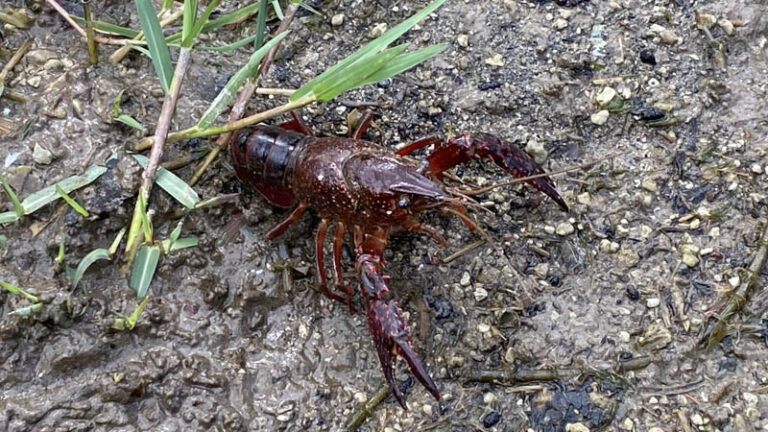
[230,113,568,409]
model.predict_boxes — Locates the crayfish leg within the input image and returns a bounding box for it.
[279,111,314,136]
[315,219,349,304]
[332,221,354,310]
[351,111,374,140]
[266,204,307,240]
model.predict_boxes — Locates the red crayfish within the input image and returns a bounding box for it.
[230,112,568,409]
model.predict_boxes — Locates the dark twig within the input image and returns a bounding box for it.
[700,212,768,348]
[345,384,391,431]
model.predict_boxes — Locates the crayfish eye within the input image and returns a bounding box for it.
[397,196,410,209]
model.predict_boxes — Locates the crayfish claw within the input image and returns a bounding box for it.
[360,257,440,408]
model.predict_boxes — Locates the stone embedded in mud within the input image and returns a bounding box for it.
[331,13,344,26]
[616,247,640,268]
[591,110,610,125]
[556,222,575,236]
[595,87,617,107]
[32,143,53,164]
[525,138,548,164]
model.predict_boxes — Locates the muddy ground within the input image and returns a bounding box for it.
[1,0,768,431]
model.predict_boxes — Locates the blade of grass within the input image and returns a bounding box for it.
[253,0,268,50]
[20,165,107,215]
[55,185,90,217]
[130,244,161,297]
[313,44,408,101]
[357,43,447,87]
[162,236,198,253]
[127,295,151,329]
[136,192,152,242]
[71,248,111,289]
[69,15,140,37]
[290,0,445,102]
[135,0,173,92]
[182,0,198,44]
[0,280,39,303]
[0,171,23,217]
[198,33,260,52]
[10,303,43,316]
[182,0,221,48]
[108,226,128,256]
[196,31,289,129]
[0,211,19,224]
[271,0,283,20]
[115,114,145,131]
[132,154,200,208]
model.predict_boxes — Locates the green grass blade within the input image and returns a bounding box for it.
[313,44,407,101]
[127,296,151,329]
[0,171,23,217]
[162,236,198,253]
[115,114,145,131]
[20,165,107,215]
[165,1,263,44]
[199,33,260,52]
[55,185,90,217]
[130,245,161,297]
[132,154,200,208]
[183,0,221,47]
[69,15,140,37]
[0,211,19,224]
[0,280,39,302]
[135,0,173,92]
[136,193,153,242]
[290,0,446,102]
[182,0,198,44]
[72,248,111,289]
[10,303,43,317]
[196,31,289,129]
[271,0,283,20]
[357,43,447,87]
[254,0,268,49]
[109,227,128,257]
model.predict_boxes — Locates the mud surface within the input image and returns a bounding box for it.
[2,1,768,431]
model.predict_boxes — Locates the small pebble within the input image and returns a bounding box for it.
[639,49,657,65]
[595,87,617,107]
[33,143,53,165]
[473,286,489,302]
[422,404,433,417]
[659,29,680,45]
[460,272,471,287]
[626,286,640,301]
[646,298,660,308]
[525,139,548,164]
[482,411,501,428]
[457,34,469,47]
[620,418,634,431]
[648,428,664,432]
[718,18,735,36]
[565,423,591,432]
[641,177,658,192]
[751,163,763,174]
[483,392,497,404]
[619,331,631,343]
[728,276,740,288]
[617,247,640,268]
[590,110,610,125]
[331,14,344,26]
[691,413,705,425]
[577,192,591,205]
[556,222,575,236]
[485,53,505,67]
[369,23,387,38]
[553,18,568,30]
[477,323,491,333]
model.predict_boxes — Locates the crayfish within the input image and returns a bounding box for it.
[230,112,568,409]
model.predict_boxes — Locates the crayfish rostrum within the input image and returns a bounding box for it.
[230,112,568,409]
